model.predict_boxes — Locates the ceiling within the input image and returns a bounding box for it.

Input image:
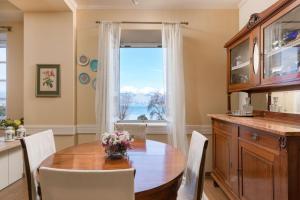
[74,0,241,10]
[0,0,23,22]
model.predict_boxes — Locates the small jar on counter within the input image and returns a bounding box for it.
[16,125,26,139]
[5,126,15,141]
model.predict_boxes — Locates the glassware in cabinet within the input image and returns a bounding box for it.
[262,4,300,83]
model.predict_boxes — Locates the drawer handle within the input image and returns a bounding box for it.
[251,134,258,141]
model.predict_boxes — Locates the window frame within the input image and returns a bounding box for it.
[118,45,166,123]
[0,46,7,120]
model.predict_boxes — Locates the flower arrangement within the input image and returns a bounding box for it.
[101,131,134,159]
[0,118,24,130]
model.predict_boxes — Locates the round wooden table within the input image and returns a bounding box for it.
[40,140,186,200]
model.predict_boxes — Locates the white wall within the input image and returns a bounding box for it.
[239,0,279,29]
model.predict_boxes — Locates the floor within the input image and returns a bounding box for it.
[0,176,228,200]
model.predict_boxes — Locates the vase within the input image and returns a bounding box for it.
[106,149,127,160]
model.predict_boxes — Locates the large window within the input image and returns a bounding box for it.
[119,47,165,121]
[0,43,7,119]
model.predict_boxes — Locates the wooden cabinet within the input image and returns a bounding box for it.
[210,117,295,200]
[261,0,300,86]
[227,28,261,92]
[238,127,281,200]
[225,0,300,92]
[212,120,239,199]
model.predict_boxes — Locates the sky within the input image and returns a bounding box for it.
[120,48,164,94]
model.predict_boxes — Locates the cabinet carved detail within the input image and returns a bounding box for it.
[279,136,287,150]
[247,13,260,29]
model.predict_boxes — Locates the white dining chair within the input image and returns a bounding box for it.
[115,123,147,140]
[21,129,56,200]
[177,131,209,200]
[39,167,135,200]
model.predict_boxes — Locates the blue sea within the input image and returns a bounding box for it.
[126,105,149,120]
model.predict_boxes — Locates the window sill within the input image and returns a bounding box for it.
[116,121,167,134]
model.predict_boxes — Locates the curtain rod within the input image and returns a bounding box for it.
[96,21,188,25]
[0,26,12,32]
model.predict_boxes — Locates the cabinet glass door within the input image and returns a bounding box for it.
[263,5,300,79]
[230,39,250,84]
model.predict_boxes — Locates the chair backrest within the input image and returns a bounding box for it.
[115,123,147,140]
[39,167,135,200]
[21,129,56,200]
[183,131,208,200]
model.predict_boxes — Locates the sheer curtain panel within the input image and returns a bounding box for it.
[162,23,188,155]
[96,22,121,136]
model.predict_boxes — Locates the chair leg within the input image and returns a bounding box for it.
[213,180,219,187]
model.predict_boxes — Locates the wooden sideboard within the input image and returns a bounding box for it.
[208,114,300,200]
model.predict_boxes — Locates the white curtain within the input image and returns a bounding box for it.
[95,22,121,136]
[162,23,188,155]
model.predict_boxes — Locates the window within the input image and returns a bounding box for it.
[119,31,165,121]
[0,37,7,119]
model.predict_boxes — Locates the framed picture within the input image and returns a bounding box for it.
[36,64,61,97]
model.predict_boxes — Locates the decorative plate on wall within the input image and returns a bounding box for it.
[92,78,97,90]
[90,59,99,72]
[78,54,90,66]
[79,73,90,84]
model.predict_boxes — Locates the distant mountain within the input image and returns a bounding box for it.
[120,92,164,106]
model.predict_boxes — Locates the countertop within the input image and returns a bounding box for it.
[208,114,300,137]
[0,137,21,153]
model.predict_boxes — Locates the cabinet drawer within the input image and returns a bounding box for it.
[239,127,280,151]
[213,120,234,133]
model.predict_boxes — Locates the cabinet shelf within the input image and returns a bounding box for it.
[265,37,300,57]
[232,61,250,71]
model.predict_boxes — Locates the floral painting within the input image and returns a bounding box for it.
[36,64,60,97]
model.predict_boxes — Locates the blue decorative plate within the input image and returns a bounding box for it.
[92,78,96,90]
[90,59,99,72]
[79,73,90,84]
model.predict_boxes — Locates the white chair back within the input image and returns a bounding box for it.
[21,129,56,200]
[39,167,135,200]
[115,123,147,140]
[177,131,208,200]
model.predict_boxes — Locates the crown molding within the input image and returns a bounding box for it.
[238,0,248,8]
[64,0,78,12]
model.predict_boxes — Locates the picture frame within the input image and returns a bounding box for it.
[36,64,61,97]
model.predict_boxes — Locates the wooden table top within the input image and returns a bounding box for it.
[39,140,186,195]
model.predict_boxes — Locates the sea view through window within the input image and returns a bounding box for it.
[120,48,165,121]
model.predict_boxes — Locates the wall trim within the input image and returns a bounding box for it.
[26,125,76,136]
[25,124,212,136]
[76,124,212,135]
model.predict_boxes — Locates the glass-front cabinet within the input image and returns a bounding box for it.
[230,39,250,85]
[228,28,261,92]
[262,3,300,84]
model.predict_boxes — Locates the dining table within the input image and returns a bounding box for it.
[39,139,186,200]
